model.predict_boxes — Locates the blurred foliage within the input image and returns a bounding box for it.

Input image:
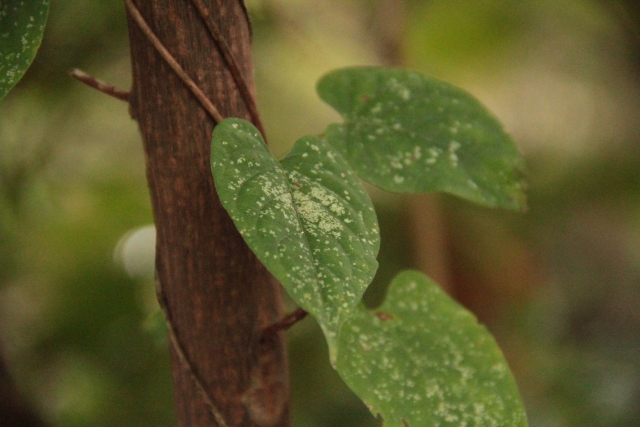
[0,0,49,100]
[1,0,640,426]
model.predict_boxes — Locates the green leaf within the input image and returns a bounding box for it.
[317,67,526,210]
[211,118,379,356]
[0,0,49,100]
[337,270,528,427]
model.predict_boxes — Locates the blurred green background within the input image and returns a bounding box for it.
[1,0,639,426]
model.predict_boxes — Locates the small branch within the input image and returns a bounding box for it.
[190,0,266,139]
[125,0,224,123]
[262,308,308,338]
[154,278,230,427]
[68,68,130,102]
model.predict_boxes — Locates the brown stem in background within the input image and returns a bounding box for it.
[373,0,406,67]
[406,194,452,289]
[373,0,453,291]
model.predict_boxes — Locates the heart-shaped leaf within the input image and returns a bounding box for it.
[0,0,49,100]
[318,67,526,211]
[211,118,379,356]
[337,270,528,427]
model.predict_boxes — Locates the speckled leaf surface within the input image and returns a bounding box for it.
[0,0,49,100]
[318,67,526,210]
[337,270,528,427]
[211,118,379,355]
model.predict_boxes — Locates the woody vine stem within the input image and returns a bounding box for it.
[108,1,307,425]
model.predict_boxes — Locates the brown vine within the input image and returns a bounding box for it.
[190,0,266,139]
[125,0,224,123]
[154,278,230,427]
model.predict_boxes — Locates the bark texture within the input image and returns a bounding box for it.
[125,1,289,426]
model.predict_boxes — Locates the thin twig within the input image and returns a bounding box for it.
[262,308,309,338]
[190,0,266,139]
[125,0,224,123]
[68,68,130,102]
[154,278,230,427]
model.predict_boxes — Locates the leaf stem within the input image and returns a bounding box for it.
[262,308,309,338]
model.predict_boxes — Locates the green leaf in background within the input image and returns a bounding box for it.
[318,67,526,211]
[211,118,379,357]
[0,0,49,100]
[337,270,528,427]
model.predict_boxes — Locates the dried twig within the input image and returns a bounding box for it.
[68,68,129,102]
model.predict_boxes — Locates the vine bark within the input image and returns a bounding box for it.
[125,1,290,426]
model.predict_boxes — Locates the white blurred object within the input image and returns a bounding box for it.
[114,225,156,279]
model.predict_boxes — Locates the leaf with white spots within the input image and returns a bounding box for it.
[337,270,528,427]
[211,118,379,357]
[317,67,527,211]
[0,0,49,100]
